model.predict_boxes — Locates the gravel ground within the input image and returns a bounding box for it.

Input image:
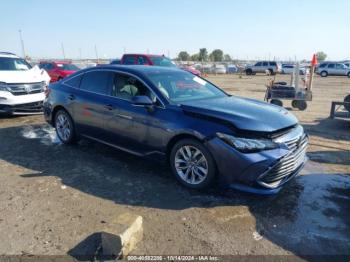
[0,74,349,259]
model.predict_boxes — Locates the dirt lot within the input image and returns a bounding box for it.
[0,74,349,259]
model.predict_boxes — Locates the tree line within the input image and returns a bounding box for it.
[177,48,232,62]
[177,49,328,62]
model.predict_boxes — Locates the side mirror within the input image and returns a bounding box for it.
[131,95,154,106]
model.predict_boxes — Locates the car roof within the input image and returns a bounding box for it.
[85,65,182,76]
[0,52,20,58]
[40,60,71,64]
[123,53,165,58]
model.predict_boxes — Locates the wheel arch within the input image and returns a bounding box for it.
[166,133,204,160]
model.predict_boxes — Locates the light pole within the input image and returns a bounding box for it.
[61,43,66,60]
[18,30,26,58]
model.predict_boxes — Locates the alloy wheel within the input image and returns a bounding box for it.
[174,145,208,185]
[56,113,71,142]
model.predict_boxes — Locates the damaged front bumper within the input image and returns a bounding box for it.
[205,126,308,195]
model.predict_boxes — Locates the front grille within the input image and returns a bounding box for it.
[6,83,44,96]
[11,101,43,113]
[258,126,308,188]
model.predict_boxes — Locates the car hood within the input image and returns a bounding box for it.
[0,66,51,84]
[180,96,298,133]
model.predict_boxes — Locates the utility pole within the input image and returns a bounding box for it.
[61,43,66,60]
[18,30,26,58]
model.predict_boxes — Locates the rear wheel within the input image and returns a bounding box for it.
[296,100,307,111]
[170,139,216,189]
[347,72,350,78]
[320,71,328,77]
[268,69,274,75]
[270,99,283,107]
[246,69,253,75]
[54,109,77,144]
[291,100,298,108]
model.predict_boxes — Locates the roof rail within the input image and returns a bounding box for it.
[0,52,17,56]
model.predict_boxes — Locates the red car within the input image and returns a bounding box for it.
[178,65,201,76]
[120,54,176,67]
[39,61,80,82]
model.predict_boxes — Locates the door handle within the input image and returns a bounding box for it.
[105,104,114,111]
[68,94,75,100]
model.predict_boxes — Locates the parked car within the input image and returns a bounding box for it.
[39,61,80,82]
[213,64,227,74]
[110,59,121,65]
[227,64,238,74]
[44,65,308,194]
[316,62,350,77]
[245,61,282,75]
[178,65,201,76]
[0,52,50,115]
[120,54,176,67]
[281,64,309,75]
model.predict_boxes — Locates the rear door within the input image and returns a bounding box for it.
[72,70,114,138]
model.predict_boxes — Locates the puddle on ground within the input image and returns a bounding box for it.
[22,125,61,145]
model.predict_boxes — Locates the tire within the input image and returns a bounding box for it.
[344,94,350,112]
[320,71,328,77]
[170,138,216,189]
[296,100,307,111]
[246,69,253,75]
[281,70,285,74]
[347,72,350,78]
[268,69,274,75]
[291,100,298,108]
[270,99,283,107]
[54,109,77,144]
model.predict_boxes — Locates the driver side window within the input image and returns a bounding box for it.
[112,73,155,102]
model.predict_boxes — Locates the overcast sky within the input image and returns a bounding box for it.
[1,0,349,60]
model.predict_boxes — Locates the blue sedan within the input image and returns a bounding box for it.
[43,65,308,194]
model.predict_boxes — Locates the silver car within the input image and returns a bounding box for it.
[245,61,281,75]
[316,62,350,77]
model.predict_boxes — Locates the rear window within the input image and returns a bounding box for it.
[123,56,135,65]
[79,71,112,95]
[64,74,82,88]
[149,57,176,67]
[57,64,80,71]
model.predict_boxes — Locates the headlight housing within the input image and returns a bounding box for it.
[217,132,279,153]
[0,82,9,92]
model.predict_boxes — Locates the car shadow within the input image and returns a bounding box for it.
[0,124,349,257]
[302,117,350,142]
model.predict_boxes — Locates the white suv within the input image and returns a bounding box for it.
[245,61,282,75]
[0,52,50,115]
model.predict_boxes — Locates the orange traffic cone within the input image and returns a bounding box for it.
[311,54,318,66]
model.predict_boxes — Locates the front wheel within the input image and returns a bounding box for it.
[320,71,328,77]
[170,139,216,189]
[55,109,77,144]
[347,72,350,78]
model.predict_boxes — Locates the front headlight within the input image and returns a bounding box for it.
[217,132,279,153]
[0,82,9,92]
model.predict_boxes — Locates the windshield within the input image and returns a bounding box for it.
[150,57,176,67]
[57,63,80,71]
[0,57,32,71]
[146,71,227,103]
